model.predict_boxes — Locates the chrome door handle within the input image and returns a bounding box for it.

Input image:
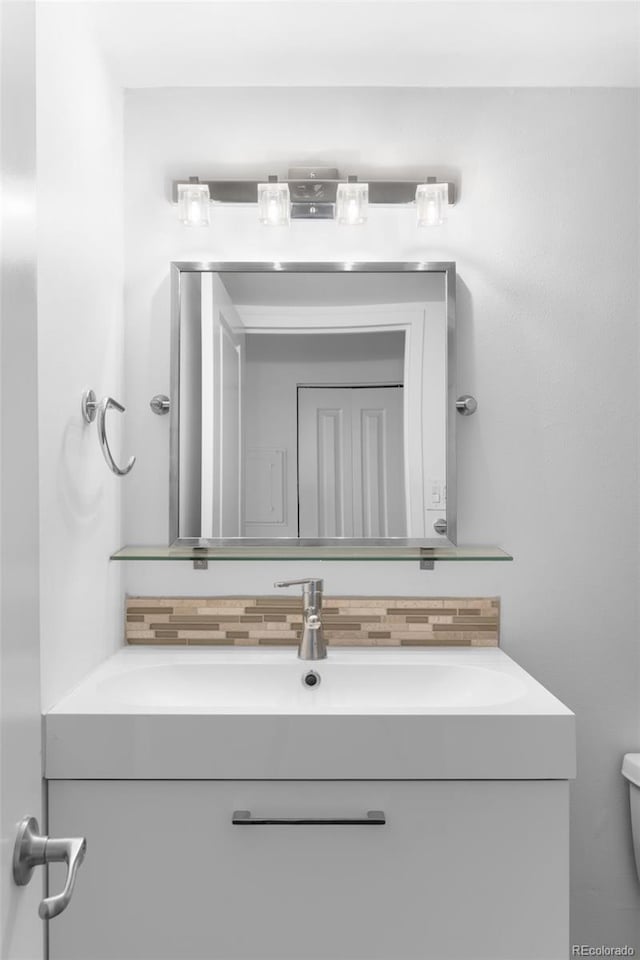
[13,817,87,920]
[232,810,385,825]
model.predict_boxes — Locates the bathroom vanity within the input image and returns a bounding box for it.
[41,263,573,958]
[45,647,575,960]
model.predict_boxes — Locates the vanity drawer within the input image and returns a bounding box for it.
[48,779,568,960]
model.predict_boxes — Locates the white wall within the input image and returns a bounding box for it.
[122,86,639,947]
[37,5,124,710]
[88,1,640,89]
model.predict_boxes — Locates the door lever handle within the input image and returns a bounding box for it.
[13,816,87,920]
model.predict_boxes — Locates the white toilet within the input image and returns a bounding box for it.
[622,754,640,881]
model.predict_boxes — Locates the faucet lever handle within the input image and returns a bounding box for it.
[274,578,323,589]
[273,579,326,660]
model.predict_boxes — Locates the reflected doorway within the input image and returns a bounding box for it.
[297,385,405,538]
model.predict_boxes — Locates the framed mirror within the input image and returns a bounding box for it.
[170,262,456,549]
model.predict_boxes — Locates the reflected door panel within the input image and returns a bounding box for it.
[352,388,405,537]
[298,387,405,538]
[298,389,353,538]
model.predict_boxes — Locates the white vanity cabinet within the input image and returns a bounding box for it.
[48,779,569,960]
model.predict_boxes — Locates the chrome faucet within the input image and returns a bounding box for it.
[273,578,326,661]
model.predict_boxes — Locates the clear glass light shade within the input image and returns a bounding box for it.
[416,182,449,227]
[177,183,211,226]
[336,182,368,225]
[258,183,290,225]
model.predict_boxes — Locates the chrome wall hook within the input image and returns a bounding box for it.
[97,397,136,476]
[81,389,136,476]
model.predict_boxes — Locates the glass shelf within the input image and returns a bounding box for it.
[111,544,513,563]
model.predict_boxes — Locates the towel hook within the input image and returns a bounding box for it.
[97,397,136,476]
[81,389,136,477]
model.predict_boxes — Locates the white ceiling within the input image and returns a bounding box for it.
[65,1,640,87]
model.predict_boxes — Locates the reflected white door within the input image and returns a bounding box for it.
[298,386,405,538]
[0,2,44,957]
[201,276,245,538]
[216,311,244,537]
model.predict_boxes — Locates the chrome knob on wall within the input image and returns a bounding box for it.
[13,816,87,920]
[150,394,170,415]
[456,394,478,416]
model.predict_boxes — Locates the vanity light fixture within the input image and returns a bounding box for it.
[257,176,290,226]
[177,179,211,226]
[172,167,455,224]
[416,179,449,227]
[336,177,369,225]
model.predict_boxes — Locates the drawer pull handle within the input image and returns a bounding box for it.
[232,809,385,825]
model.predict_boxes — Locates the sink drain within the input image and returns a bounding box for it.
[302,670,321,689]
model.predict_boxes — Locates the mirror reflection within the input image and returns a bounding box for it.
[171,266,453,544]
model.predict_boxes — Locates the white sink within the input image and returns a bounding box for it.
[45,647,575,781]
[93,659,526,712]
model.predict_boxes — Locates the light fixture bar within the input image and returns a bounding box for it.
[291,203,335,220]
[172,169,456,208]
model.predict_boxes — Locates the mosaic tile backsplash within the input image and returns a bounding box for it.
[126,597,500,647]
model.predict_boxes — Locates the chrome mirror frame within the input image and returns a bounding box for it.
[169,261,457,550]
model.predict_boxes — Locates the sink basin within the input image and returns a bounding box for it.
[93,659,526,712]
[45,646,575,781]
